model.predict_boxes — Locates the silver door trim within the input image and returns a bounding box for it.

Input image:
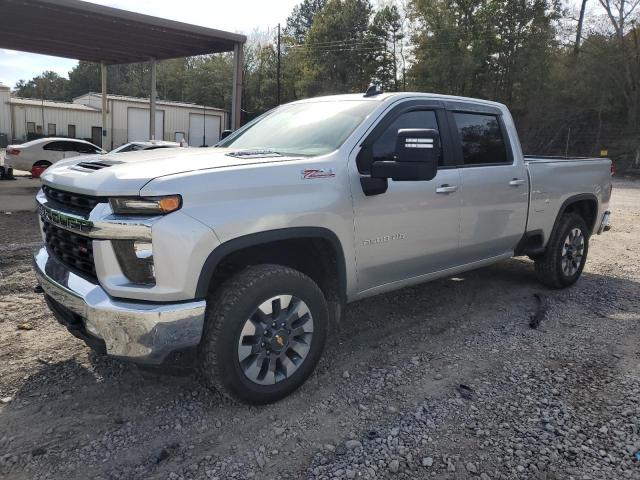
[352,251,513,301]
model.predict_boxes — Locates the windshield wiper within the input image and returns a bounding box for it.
[226,149,283,158]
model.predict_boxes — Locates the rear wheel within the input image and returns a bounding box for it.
[535,213,589,288]
[198,264,328,404]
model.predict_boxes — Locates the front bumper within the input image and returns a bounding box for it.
[34,247,206,364]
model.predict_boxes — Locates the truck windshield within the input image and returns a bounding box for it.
[217,100,378,156]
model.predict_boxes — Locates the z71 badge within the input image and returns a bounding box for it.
[302,168,336,180]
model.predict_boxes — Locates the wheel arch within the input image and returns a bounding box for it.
[553,194,599,238]
[520,194,599,257]
[195,227,347,306]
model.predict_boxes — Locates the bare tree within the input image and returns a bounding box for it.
[598,0,640,125]
[598,0,640,37]
[574,0,589,55]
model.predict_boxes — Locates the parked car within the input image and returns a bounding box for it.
[110,140,180,154]
[33,92,612,404]
[5,137,105,172]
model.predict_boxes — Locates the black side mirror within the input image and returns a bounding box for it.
[370,128,439,181]
[220,129,233,140]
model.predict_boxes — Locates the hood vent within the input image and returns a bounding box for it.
[71,159,124,172]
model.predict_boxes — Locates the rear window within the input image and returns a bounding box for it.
[453,113,509,165]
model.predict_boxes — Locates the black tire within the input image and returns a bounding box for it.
[535,213,590,288]
[198,264,328,404]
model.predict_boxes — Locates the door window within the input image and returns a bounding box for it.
[373,110,440,162]
[453,113,509,165]
[75,142,101,154]
[43,141,66,151]
[358,110,441,173]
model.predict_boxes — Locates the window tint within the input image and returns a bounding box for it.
[372,110,441,163]
[453,113,508,165]
[76,143,100,154]
[43,141,65,151]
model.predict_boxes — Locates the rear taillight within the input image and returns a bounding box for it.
[7,148,20,155]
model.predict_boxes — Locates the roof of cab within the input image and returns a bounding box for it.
[291,92,507,110]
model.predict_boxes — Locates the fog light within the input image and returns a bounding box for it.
[112,240,155,285]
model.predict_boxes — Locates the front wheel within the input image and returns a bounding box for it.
[535,213,590,288]
[198,264,328,404]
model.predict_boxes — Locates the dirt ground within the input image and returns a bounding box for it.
[0,179,638,480]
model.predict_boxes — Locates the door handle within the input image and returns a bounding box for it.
[436,184,458,194]
[509,178,526,186]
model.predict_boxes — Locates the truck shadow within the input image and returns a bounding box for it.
[1,257,638,477]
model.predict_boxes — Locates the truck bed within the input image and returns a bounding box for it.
[524,156,612,245]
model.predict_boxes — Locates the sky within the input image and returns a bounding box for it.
[0,0,301,88]
[0,0,600,89]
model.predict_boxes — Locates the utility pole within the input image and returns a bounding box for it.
[277,23,281,105]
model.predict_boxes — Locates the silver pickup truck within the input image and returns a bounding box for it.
[33,92,612,403]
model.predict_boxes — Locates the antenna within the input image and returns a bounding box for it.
[364,85,383,97]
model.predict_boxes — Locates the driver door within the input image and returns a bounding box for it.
[349,102,462,294]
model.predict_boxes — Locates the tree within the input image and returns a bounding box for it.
[597,0,640,125]
[574,0,589,55]
[285,0,328,43]
[302,0,375,95]
[370,4,404,90]
[14,71,68,101]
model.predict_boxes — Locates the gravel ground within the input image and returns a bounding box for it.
[0,178,639,480]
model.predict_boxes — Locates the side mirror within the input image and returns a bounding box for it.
[370,128,439,181]
[220,129,233,140]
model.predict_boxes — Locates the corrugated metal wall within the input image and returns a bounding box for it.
[10,105,101,141]
[2,94,228,149]
[0,87,12,139]
[109,100,225,148]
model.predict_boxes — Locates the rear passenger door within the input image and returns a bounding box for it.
[450,109,528,263]
[42,141,66,163]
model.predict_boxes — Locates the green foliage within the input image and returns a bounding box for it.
[14,71,68,101]
[10,0,640,167]
[301,0,375,95]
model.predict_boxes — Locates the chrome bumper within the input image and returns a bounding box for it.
[34,247,206,364]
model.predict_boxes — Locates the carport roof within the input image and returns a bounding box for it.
[1,0,247,64]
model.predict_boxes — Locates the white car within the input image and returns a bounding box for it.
[110,140,180,154]
[5,137,105,172]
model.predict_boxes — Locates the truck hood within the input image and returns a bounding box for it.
[40,147,301,196]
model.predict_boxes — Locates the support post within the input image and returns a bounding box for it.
[150,57,157,140]
[101,62,107,149]
[231,42,244,130]
[277,23,281,105]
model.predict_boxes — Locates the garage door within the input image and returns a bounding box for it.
[128,108,164,142]
[189,113,220,147]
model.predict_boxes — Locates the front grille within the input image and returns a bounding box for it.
[42,185,104,215]
[42,220,96,280]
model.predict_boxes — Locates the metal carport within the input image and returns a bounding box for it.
[0,0,246,144]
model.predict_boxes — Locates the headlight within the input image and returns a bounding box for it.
[109,195,182,215]
[112,240,155,285]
